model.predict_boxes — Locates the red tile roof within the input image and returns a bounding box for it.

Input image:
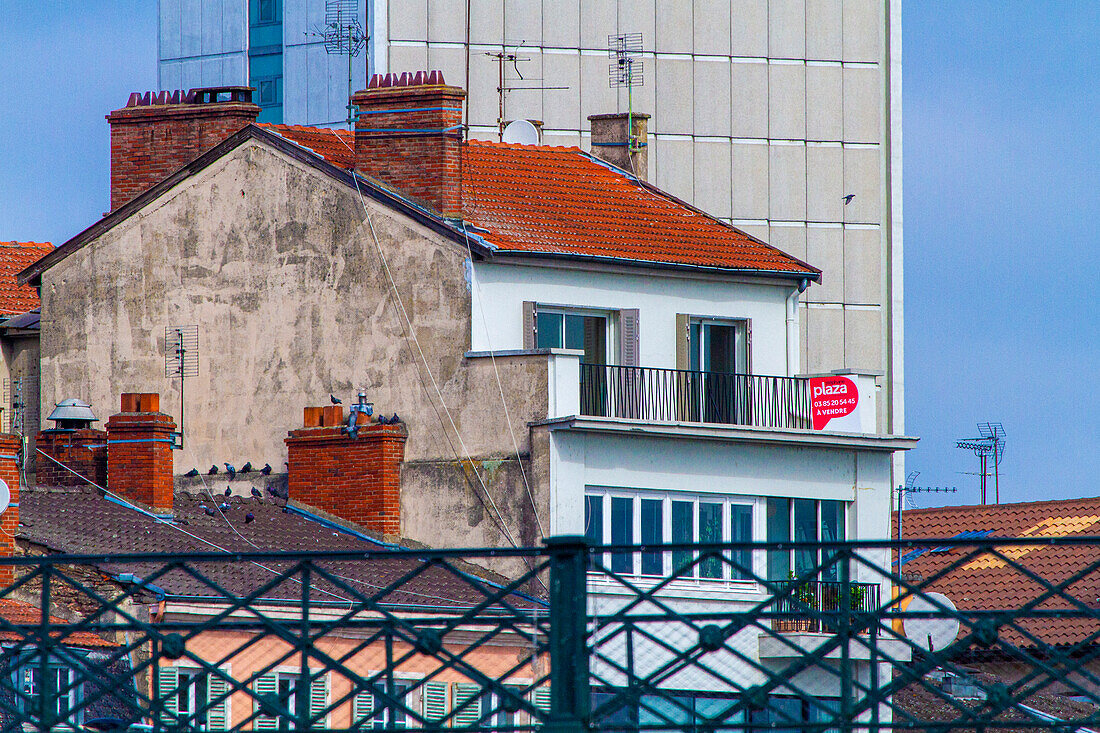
[258,125,817,276]
[897,497,1100,648]
[0,242,52,315]
[0,598,116,648]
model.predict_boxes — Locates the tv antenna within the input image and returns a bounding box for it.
[165,326,199,450]
[609,33,645,152]
[485,40,569,142]
[895,471,957,543]
[956,422,1005,504]
[308,0,367,126]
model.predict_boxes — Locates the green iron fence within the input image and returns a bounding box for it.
[0,536,1098,731]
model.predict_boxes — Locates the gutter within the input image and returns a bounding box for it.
[113,573,167,601]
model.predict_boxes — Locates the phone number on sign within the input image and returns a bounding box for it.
[817,398,856,408]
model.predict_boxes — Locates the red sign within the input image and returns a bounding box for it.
[810,376,859,430]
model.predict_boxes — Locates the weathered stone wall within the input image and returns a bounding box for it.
[38,139,552,548]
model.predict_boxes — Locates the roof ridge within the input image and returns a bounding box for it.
[904,494,1100,516]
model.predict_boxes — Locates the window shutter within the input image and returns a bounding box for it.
[675,314,690,370]
[353,689,373,726]
[451,682,481,728]
[523,301,537,349]
[532,686,551,714]
[252,673,279,730]
[309,673,329,727]
[155,666,179,725]
[618,309,640,366]
[206,671,230,731]
[423,680,448,723]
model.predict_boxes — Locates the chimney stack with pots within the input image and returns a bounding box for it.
[105,393,177,514]
[285,401,407,539]
[588,112,650,181]
[106,86,260,210]
[37,399,108,488]
[0,434,20,583]
[352,71,467,219]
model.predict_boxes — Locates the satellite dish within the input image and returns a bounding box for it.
[0,478,10,516]
[502,119,539,145]
[903,592,961,652]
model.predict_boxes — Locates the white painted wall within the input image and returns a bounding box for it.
[470,261,798,377]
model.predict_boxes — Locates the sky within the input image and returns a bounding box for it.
[0,2,1096,508]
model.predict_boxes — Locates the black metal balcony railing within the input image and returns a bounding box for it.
[580,364,812,430]
[771,580,881,633]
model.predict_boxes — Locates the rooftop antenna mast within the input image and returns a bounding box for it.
[165,326,199,450]
[895,471,958,543]
[956,422,1004,505]
[976,422,1006,504]
[485,41,569,142]
[311,0,367,127]
[609,33,645,153]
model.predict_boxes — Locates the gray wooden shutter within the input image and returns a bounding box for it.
[206,671,230,731]
[618,309,639,366]
[523,301,537,349]
[675,314,692,421]
[423,680,448,722]
[309,674,329,727]
[155,666,179,725]
[252,673,279,730]
[452,682,481,728]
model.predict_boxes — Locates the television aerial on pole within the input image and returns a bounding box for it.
[977,422,1006,504]
[895,471,957,544]
[485,40,569,142]
[956,422,1005,505]
[310,0,367,126]
[608,33,645,153]
[165,326,199,450]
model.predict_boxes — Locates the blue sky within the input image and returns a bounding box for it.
[0,2,1096,507]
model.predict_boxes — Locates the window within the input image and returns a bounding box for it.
[684,317,750,423]
[453,684,527,728]
[177,669,208,724]
[252,0,279,24]
[592,688,743,732]
[14,663,82,726]
[258,78,279,106]
[536,309,611,365]
[369,680,414,729]
[254,671,328,730]
[585,490,757,582]
[766,498,847,581]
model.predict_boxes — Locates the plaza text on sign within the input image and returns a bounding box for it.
[809,375,859,431]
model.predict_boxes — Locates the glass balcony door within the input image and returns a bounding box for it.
[688,320,748,423]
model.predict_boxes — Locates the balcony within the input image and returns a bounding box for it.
[769,580,881,634]
[579,363,813,430]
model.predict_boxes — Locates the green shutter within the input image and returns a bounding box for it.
[309,673,329,727]
[353,689,374,726]
[155,666,180,725]
[423,681,448,723]
[252,673,279,730]
[451,683,481,728]
[532,686,551,715]
[206,671,231,731]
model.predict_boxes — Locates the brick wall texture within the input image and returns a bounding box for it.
[352,82,467,219]
[286,416,407,538]
[105,394,176,514]
[0,434,20,582]
[107,101,259,210]
[36,429,108,487]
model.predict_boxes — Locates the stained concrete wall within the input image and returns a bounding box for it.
[37,138,550,549]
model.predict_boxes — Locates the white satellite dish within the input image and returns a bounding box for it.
[501,119,540,145]
[0,478,10,516]
[903,592,961,652]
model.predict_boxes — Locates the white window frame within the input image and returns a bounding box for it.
[368,677,420,729]
[585,488,764,584]
[535,305,619,363]
[766,497,849,582]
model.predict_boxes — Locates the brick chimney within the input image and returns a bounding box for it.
[106,87,260,210]
[37,398,108,487]
[352,71,467,219]
[105,393,176,514]
[285,405,407,539]
[0,434,20,583]
[588,112,650,181]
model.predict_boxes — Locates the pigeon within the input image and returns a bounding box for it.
[843,194,855,205]
[224,486,232,497]
[208,465,219,475]
[219,502,230,512]
[330,394,342,405]
[202,505,215,517]
[251,487,263,500]
[224,463,237,480]
[260,463,272,475]
[390,413,401,424]
[241,462,253,474]
[184,468,200,478]
[244,512,255,524]
[266,485,278,497]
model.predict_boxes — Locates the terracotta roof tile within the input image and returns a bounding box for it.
[258,125,817,275]
[896,497,1100,647]
[0,242,52,315]
[0,598,116,648]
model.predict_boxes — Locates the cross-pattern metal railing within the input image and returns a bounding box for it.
[579,364,812,430]
[1,536,1099,731]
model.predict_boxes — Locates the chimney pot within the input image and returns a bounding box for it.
[587,111,651,181]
